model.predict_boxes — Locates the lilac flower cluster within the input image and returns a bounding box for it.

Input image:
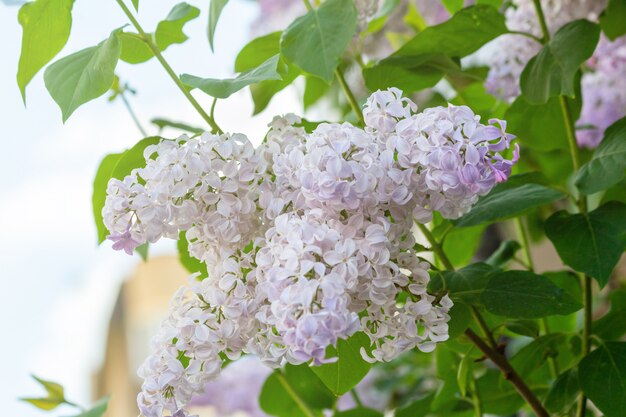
[102,88,517,417]
[485,0,626,147]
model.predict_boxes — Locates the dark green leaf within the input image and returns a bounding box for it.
[600,0,626,40]
[545,202,626,287]
[17,0,73,101]
[259,365,334,417]
[208,0,228,51]
[280,0,357,82]
[20,398,64,411]
[181,55,283,99]
[448,301,472,338]
[481,271,582,318]
[520,20,600,104]
[45,30,121,122]
[453,175,565,227]
[395,393,434,417]
[431,371,460,412]
[578,342,626,417]
[428,263,497,304]
[575,116,626,195]
[545,368,580,414]
[485,240,521,268]
[476,370,526,415]
[594,289,626,341]
[311,332,372,395]
[510,333,565,378]
[504,319,539,338]
[334,408,383,417]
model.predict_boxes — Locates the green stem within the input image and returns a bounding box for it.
[113,0,222,134]
[471,306,497,349]
[275,370,316,417]
[416,223,455,271]
[576,275,592,417]
[508,30,543,43]
[470,376,483,417]
[350,389,364,408]
[335,68,365,126]
[531,0,551,42]
[120,91,148,137]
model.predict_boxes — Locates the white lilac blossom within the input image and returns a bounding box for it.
[101,88,520,417]
[484,0,626,148]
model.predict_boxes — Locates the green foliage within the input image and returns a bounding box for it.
[44,30,121,121]
[453,174,565,227]
[520,20,600,104]
[600,0,626,40]
[181,55,284,99]
[310,332,372,395]
[91,137,161,244]
[131,0,138,11]
[334,409,383,417]
[545,202,626,287]
[207,0,228,51]
[151,118,203,134]
[68,397,109,417]
[485,240,521,268]
[578,342,626,417]
[442,224,485,267]
[594,289,626,341]
[480,271,581,318]
[119,3,200,64]
[429,263,496,304]
[17,0,73,101]
[280,0,357,82]
[544,368,580,414]
[575,116,626,195]
[177,232,208,278]
[20,375,66,411]
[259,365,334,417]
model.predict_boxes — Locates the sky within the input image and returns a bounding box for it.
[0,0,301,415]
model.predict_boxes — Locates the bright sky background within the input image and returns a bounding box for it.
[0,1,301,415]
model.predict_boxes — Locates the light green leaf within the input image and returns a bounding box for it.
[178,231,208,278]
[208,0,228,51]
[575,116,626,195]
[481,271,582,318]
[119,3,199,64]
[428,263,497,304]
[443,224,485,268]
[335,409,383,417]
[600,0,626,40]
[151,118,203,134]
[181,55,283,99]
[520,20,600,104]
[68,397,109,417]
[280,0,357,82]
[259,365,334,417]
[545,369,580,415]
[135,242,149,261]
[17,0,73,102]
[44,30,121,122]
[545,202,626,287]
[304,76,330,109]
[32,375,64,399]
[456,351,472,397]
[91,137,161,244]
[311,332,372,395]
[20,398,64,411]
[131,0,138,11]
[453,174,566,227]
[442,0,464,14]
[394,5,506,57]
[579,342,626,417]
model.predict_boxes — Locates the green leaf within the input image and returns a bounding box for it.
[575,116,626,195]
[453,174,565,227]
[91,137,161,244]
[67,397,109,417]
[448,301,472,338]
[480,271,582,318]
[249,65,299,115]
[131,0,138,11]
[505,95,581,150]
[456,350,472,397]
[178,231,208,278]
[545,202,626,287]
[280,0,357,82]
[485,240,521,268]
[181,55,283,99]
[600,0,626,40]
[259,365,334,417]
[44,30,121,122]
[32,375,64,399]
[20,398,64,411]
[476,370,526,415]
[442,224,485,268]
[428,263,497,304]
[395,393,434,417]
[509,333,565,378]
[310,332,372,395]
[151,118,203,134]
[304,76,329,109]
[595,289,626,341]
[136,242,149,261]
[17,0,73,101]
[544,369,580,415]
[119,3,200,64]
[208,0,228,51]
[504,319,539,338]
[578,342,626,417]
[334,409,383,417]
[442,0,464,14]
[520,20,600,104]
[394,5,507,57]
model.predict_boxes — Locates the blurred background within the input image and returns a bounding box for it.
[0,1,304,415]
